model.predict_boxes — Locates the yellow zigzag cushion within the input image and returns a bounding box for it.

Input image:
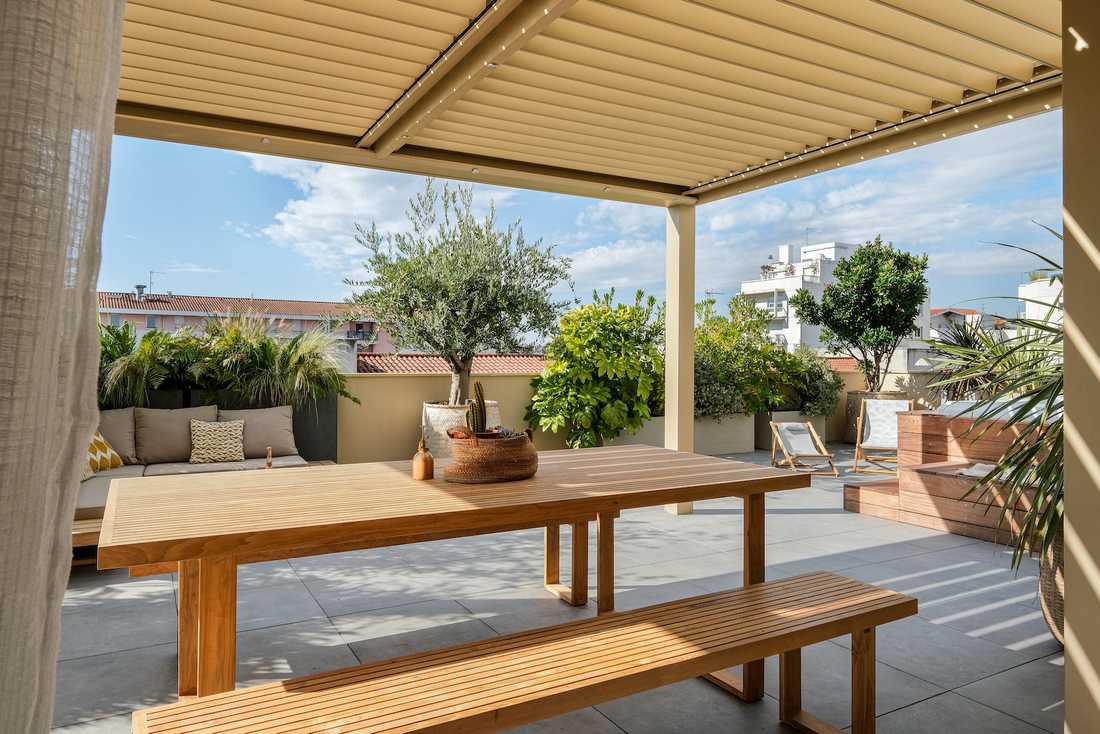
[83,431,123,480]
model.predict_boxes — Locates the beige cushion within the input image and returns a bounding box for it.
[98,407,137,464]
[218,406,297,459]
[190,419,245,464]
[77,464,146,516]
[142,454,307,477]
[134,406,217,464]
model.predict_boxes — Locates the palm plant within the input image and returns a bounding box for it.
[99,323,204,408]
[929,318,992,401]
[929,237,1062,570]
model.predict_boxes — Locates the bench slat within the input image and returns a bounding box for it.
[135,572,915,734]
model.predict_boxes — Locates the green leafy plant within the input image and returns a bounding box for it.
[526,290,663,448]
[96,314,357,409]
[791,235,929,391]
[929,235,1062,569]
[791,346,844,417]
[693,295,797,418]
[348,179,571,405]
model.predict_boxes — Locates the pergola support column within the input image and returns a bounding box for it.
[664,204,695,515]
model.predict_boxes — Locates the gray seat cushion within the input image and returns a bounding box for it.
[134,406,217,464]
[142,454,307,476]
[218,406,297,459]
[98,407,138,464]
[77,464,146,515]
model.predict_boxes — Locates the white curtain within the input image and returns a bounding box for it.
[0,1,124,731]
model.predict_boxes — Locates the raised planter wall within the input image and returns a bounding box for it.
[609,414,754,455]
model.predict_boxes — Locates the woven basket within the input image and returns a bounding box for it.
[444,429,538,484]
[1039,520,1064,645]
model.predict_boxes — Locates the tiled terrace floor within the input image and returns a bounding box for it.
[54,447,1063,733]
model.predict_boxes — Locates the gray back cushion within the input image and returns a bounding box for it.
[218,405,297,459]
[134,406,218,464]
[98,407,138,464]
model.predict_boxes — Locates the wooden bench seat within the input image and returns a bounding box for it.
[133,572,915,734]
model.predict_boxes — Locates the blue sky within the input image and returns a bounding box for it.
[101,110,1062,316]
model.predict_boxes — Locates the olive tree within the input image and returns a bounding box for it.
[348,179,571,404]
[790,235,928,391]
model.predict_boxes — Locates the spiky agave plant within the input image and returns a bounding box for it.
[929,234,1062,569]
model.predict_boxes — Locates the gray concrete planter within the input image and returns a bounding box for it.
[422,400,501,457]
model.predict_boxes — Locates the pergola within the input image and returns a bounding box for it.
[104,2,1100,729]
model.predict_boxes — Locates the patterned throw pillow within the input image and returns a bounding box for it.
[189,419,245,464]
[83,431,124,480]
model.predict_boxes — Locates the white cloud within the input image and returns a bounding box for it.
[242,153,518,277]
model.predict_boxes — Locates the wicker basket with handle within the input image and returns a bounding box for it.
[444,427,538,484]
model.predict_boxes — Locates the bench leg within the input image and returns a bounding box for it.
[545,521,588,606]
[852,627,876,734]
[196,556,237,696]
[776,648,847,734]
[178,560,199,697]
[703,493,766,701]
[597,512,614,615]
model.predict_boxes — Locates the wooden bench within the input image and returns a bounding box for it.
[133,572,916,734]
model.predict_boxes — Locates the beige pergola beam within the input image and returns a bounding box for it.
[692,76,1061,204]
[366,0,577,157]
[114,101,695,207]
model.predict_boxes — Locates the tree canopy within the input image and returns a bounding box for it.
[347,179,572,404]
[790,235,928,391]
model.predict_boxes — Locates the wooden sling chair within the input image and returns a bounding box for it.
[853,398,915,473]
[770,421,838,477]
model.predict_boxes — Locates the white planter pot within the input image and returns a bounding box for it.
[422,400,501,457]
[609,414,754,455]
[754,411,827,450]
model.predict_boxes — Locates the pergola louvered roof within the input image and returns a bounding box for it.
[116,0,1063,206]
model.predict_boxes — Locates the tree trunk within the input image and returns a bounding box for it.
[449,361,473,405]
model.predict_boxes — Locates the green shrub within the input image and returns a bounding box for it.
[526,290,663,448]
[791,346,844,416]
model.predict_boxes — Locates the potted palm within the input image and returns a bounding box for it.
[929,237,1063,641]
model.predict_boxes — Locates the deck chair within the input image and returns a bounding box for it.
[770,421,838,477]
[853,398,915,473]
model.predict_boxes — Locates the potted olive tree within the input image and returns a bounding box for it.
[791,235,929,442]
[348,179,570,456]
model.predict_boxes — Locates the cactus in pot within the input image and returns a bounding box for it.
[467,380,490,435]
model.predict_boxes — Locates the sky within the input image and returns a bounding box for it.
[100,109,1062,316]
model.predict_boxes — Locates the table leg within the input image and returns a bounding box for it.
[545,521,588,607]
[196,556,237,696]
[597,512,615,615]
[703,492,766,701]
[852,627,876,734]
[177,560,199,697]
[544,524,560,586]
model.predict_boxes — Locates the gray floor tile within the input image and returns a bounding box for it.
[58,598,177,660]
[594,678,787,733]
[759,641,944,727]
[921,594,1062,660]
[330,599,498,664]
[51,713,133,733]
[505,707,624,734]
[957,654,1065,732]
[458,584,596,636]
[832,615,1033,689]
[53,643,177,727]
[236,617,360,687]
[874,692,1046,733]
[237,579,327,631]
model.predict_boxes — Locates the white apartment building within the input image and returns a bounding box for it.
[1018,270,1064,323]
[739,241,931,351]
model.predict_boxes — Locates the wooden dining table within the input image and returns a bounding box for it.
[97,445,809,699]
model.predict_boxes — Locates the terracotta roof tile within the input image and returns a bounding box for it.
[98,291,353,318]
[931,307,979,315]
[358,353,547,375]
[826,356,859,372]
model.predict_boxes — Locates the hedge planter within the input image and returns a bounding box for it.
[845,390,908,444]
[610,415,754,455]
[754,411,827,450]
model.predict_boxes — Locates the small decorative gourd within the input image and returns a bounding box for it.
[412,430,434,480]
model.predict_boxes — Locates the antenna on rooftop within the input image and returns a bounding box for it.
[148,270,165,294]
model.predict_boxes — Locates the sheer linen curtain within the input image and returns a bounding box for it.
[0,2,124,731]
